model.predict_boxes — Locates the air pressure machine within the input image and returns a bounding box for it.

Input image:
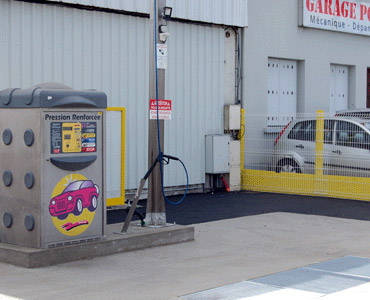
[0,83,107,248]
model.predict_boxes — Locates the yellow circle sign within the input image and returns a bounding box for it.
[49,174,99,236]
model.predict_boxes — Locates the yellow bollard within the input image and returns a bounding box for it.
[315,110,325,194]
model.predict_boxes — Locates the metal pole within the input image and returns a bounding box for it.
[145,0,166,226]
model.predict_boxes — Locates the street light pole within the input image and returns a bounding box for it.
[145,0,167,226]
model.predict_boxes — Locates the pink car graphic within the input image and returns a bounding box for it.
[49,180,99,220]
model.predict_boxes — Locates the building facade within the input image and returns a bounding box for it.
[243,0,370,169]
[2,0,370,195]
[0,0,246,198]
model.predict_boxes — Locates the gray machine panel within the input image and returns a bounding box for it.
[41,110,105,247]
[0,109,42,248]
[0,85,106,249]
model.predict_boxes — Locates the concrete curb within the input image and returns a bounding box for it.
[0,222,195,268]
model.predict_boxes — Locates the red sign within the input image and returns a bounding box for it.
[304,0,370,36]
[82,147,96,152]
[150,99,172,120]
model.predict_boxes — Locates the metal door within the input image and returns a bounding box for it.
[330,120,370,177]
[267,58,297,127]
[330,65,348,116]
[286,120,316,173]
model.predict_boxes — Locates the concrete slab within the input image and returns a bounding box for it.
[183,256,370,299]
[182,283,323,300]
[182,281,279,300]
[2,213,370,300]
[0,222,194,268]
[307,256,370,277]
[251,267,370,294]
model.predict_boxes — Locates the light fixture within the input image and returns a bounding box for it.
[163,6,172,21]
[159,25,168,33]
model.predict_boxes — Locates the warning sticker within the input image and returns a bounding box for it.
[157,44,167,69]
[149,99,172,120]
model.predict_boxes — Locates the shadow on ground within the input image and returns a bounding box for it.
[107,191,370,225]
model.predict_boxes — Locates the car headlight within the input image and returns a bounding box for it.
[67,196,73,201]
[95,184,99,194]
[51,200,56,205]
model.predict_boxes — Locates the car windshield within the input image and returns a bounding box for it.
[63,180,94,193]
[80,180,93,189]
[63,181,84,193]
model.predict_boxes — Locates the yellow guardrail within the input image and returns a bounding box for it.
[106,107,126,206]
[241,110,370,202]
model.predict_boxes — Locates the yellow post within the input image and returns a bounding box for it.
[106,107,126,206]
[239,109,245,188]
[315,110,325,194]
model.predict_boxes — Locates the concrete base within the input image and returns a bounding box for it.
[0,222,194,268]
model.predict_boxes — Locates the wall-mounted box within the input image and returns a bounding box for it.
[224,104,241,130]
[229,140,240,166]
[205,135,230,174]
[229,165,241,191]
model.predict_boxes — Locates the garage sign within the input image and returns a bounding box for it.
[303,0,370,36]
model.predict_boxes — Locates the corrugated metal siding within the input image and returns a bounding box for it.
[43,0,248,27]
[0,0,225,191]
[44,0,150,14]
[167,0,248,27]
[0,0,149,192]
[165,22,224,186]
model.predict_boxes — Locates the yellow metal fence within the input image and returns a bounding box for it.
[240,109,370,201]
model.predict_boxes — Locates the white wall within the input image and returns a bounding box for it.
[243,0,370,115]
[242,0,370,168]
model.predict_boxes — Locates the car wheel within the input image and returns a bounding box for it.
[276,159,301,173]
[88,195,98,212]
[57,213,68,220]
[73,198,83,216]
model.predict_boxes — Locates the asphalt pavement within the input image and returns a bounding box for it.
[108,190,370,225]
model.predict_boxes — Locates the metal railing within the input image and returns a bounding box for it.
[106,107,126,206]
[241,110,370,201]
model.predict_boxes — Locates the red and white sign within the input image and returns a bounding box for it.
[303,0,370,36]
[82,147,96,152]
[149,99,172,120]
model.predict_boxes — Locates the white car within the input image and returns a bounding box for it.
[273,117,370,177]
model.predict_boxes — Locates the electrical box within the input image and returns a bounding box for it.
[0,84,107,249]
[229,140,241,166]
[228,140,241,191]
[229,165,241,191]
[224,104,241,130]
[205,135,230,174]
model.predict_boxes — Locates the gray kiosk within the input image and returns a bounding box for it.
[0,83,106,249]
